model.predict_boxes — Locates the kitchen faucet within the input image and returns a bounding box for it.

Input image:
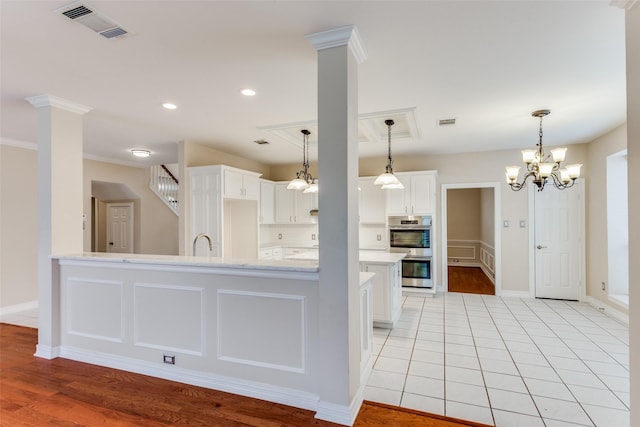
[192,233,213,255]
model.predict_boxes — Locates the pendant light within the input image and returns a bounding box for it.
[374,119,404,189]
[287,129,314,190]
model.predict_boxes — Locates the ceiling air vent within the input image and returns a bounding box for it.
[438,118,456,126]
[57,2,129,39]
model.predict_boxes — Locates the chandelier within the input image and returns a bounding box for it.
[374,119,404,190]
[287,129,317,192]
[505,109,581,191]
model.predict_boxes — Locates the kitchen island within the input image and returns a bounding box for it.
[285,250,405,328]
[47,253,375,425]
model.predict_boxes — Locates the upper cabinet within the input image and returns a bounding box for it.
[274,183,318,224]
[223,167,261,200]
[386,171,437,215]
[259,179,275,224]
[359,177,386,224]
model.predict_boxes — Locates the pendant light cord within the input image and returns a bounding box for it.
[385,119,394,174]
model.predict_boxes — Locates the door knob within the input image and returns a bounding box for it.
[109,242,114,246]
[536,245,547,250]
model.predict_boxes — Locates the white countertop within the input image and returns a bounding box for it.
[53,252,319,273]
[285,250,405,264]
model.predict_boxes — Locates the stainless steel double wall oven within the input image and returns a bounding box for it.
[388,215,433,288]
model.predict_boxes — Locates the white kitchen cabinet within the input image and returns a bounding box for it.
[189,168,222,256]
[386,171,436,215]
[360,261,402,328]
[223,167,260,200]
[274,183,318,224]
[360,273,374,377]
[189,165,261,257]
[358,177,386,224]
[259,180,275,224]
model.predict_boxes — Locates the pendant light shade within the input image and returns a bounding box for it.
[374,119,404,189]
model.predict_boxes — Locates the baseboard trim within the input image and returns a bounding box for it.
[34,344,60,360]
[316,387,363,426]
[583,296,629,325]
[0,300,38,316]
[58,346,321,415]
[498,290,531,298]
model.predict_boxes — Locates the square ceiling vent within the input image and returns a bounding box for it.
[56,2,129,39]
[258,107,420,150]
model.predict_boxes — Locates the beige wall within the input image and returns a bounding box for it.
[83,159,179,256]
[624,6,639,426]
[447,188,481,241]
[0,144,38,308]
[585,124,627,314]
[480,187,495,247]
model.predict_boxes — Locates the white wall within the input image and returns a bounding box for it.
[586,124,627,313]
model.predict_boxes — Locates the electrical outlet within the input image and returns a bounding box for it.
[503,220,509,228]
[520,220,526,228]
[277,233,282,240]
[376,234,382,241]
[602,282,606,291]
[311,234,316,240]
[163,354,175,365]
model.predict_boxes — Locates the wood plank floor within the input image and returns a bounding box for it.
[0,324,490,427]
[447,266,495,295]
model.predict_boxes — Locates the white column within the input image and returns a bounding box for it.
[623,3,640,426]
[306,26,366,425]
[26,94,91,359]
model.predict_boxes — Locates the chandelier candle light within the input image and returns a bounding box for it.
[374,119,404,190]
[505,109,581,191]
[287,129,317,192]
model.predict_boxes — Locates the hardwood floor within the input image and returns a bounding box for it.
[0,324,489,427]
[447,266,495,295]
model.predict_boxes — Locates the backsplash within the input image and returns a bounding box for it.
[260,224,387,250]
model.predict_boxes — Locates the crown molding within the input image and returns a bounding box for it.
[0,137,37,150]
[25,94,92,115]
[305,25,367,64]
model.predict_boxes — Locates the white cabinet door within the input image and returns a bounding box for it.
[243,174,260,200]
[385,175,411,215]
[359,177,386,224]
[274,183,317,224]
[410,172,435,215]
[223,169,260,200]
[361,262,390,323]
[259,180,275,224]
[385,172,436,215]
[274,183,293,223]
[223,169,244,199]
[189,169,222,256]
[294,191,317,224]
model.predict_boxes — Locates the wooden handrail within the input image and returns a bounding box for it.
[161,165,179,185]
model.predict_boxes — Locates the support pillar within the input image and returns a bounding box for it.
[306,26,366,425]
[26,94,91,359]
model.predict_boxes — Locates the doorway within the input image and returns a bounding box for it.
[441,183,502,294]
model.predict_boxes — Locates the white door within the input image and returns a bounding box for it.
[533,183,583,300]
[106,203,133,253]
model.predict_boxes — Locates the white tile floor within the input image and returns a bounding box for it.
[1,296,629,427]
[364,293,630,427]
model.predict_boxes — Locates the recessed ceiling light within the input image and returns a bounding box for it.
[241,88,256,97]
[131,149,151,158]
[162,103,177,110]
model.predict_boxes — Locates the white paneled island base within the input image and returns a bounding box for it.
[47,253,375,425]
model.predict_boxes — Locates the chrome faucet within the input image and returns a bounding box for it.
[192,233,213,255]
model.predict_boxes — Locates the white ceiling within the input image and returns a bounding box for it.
[0,1,627,168]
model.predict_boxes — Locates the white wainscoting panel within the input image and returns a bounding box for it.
[217,290,305,373]
[66,278,124,343]
[134,283,204,356]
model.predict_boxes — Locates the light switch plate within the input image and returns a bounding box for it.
[503,220,509,228]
